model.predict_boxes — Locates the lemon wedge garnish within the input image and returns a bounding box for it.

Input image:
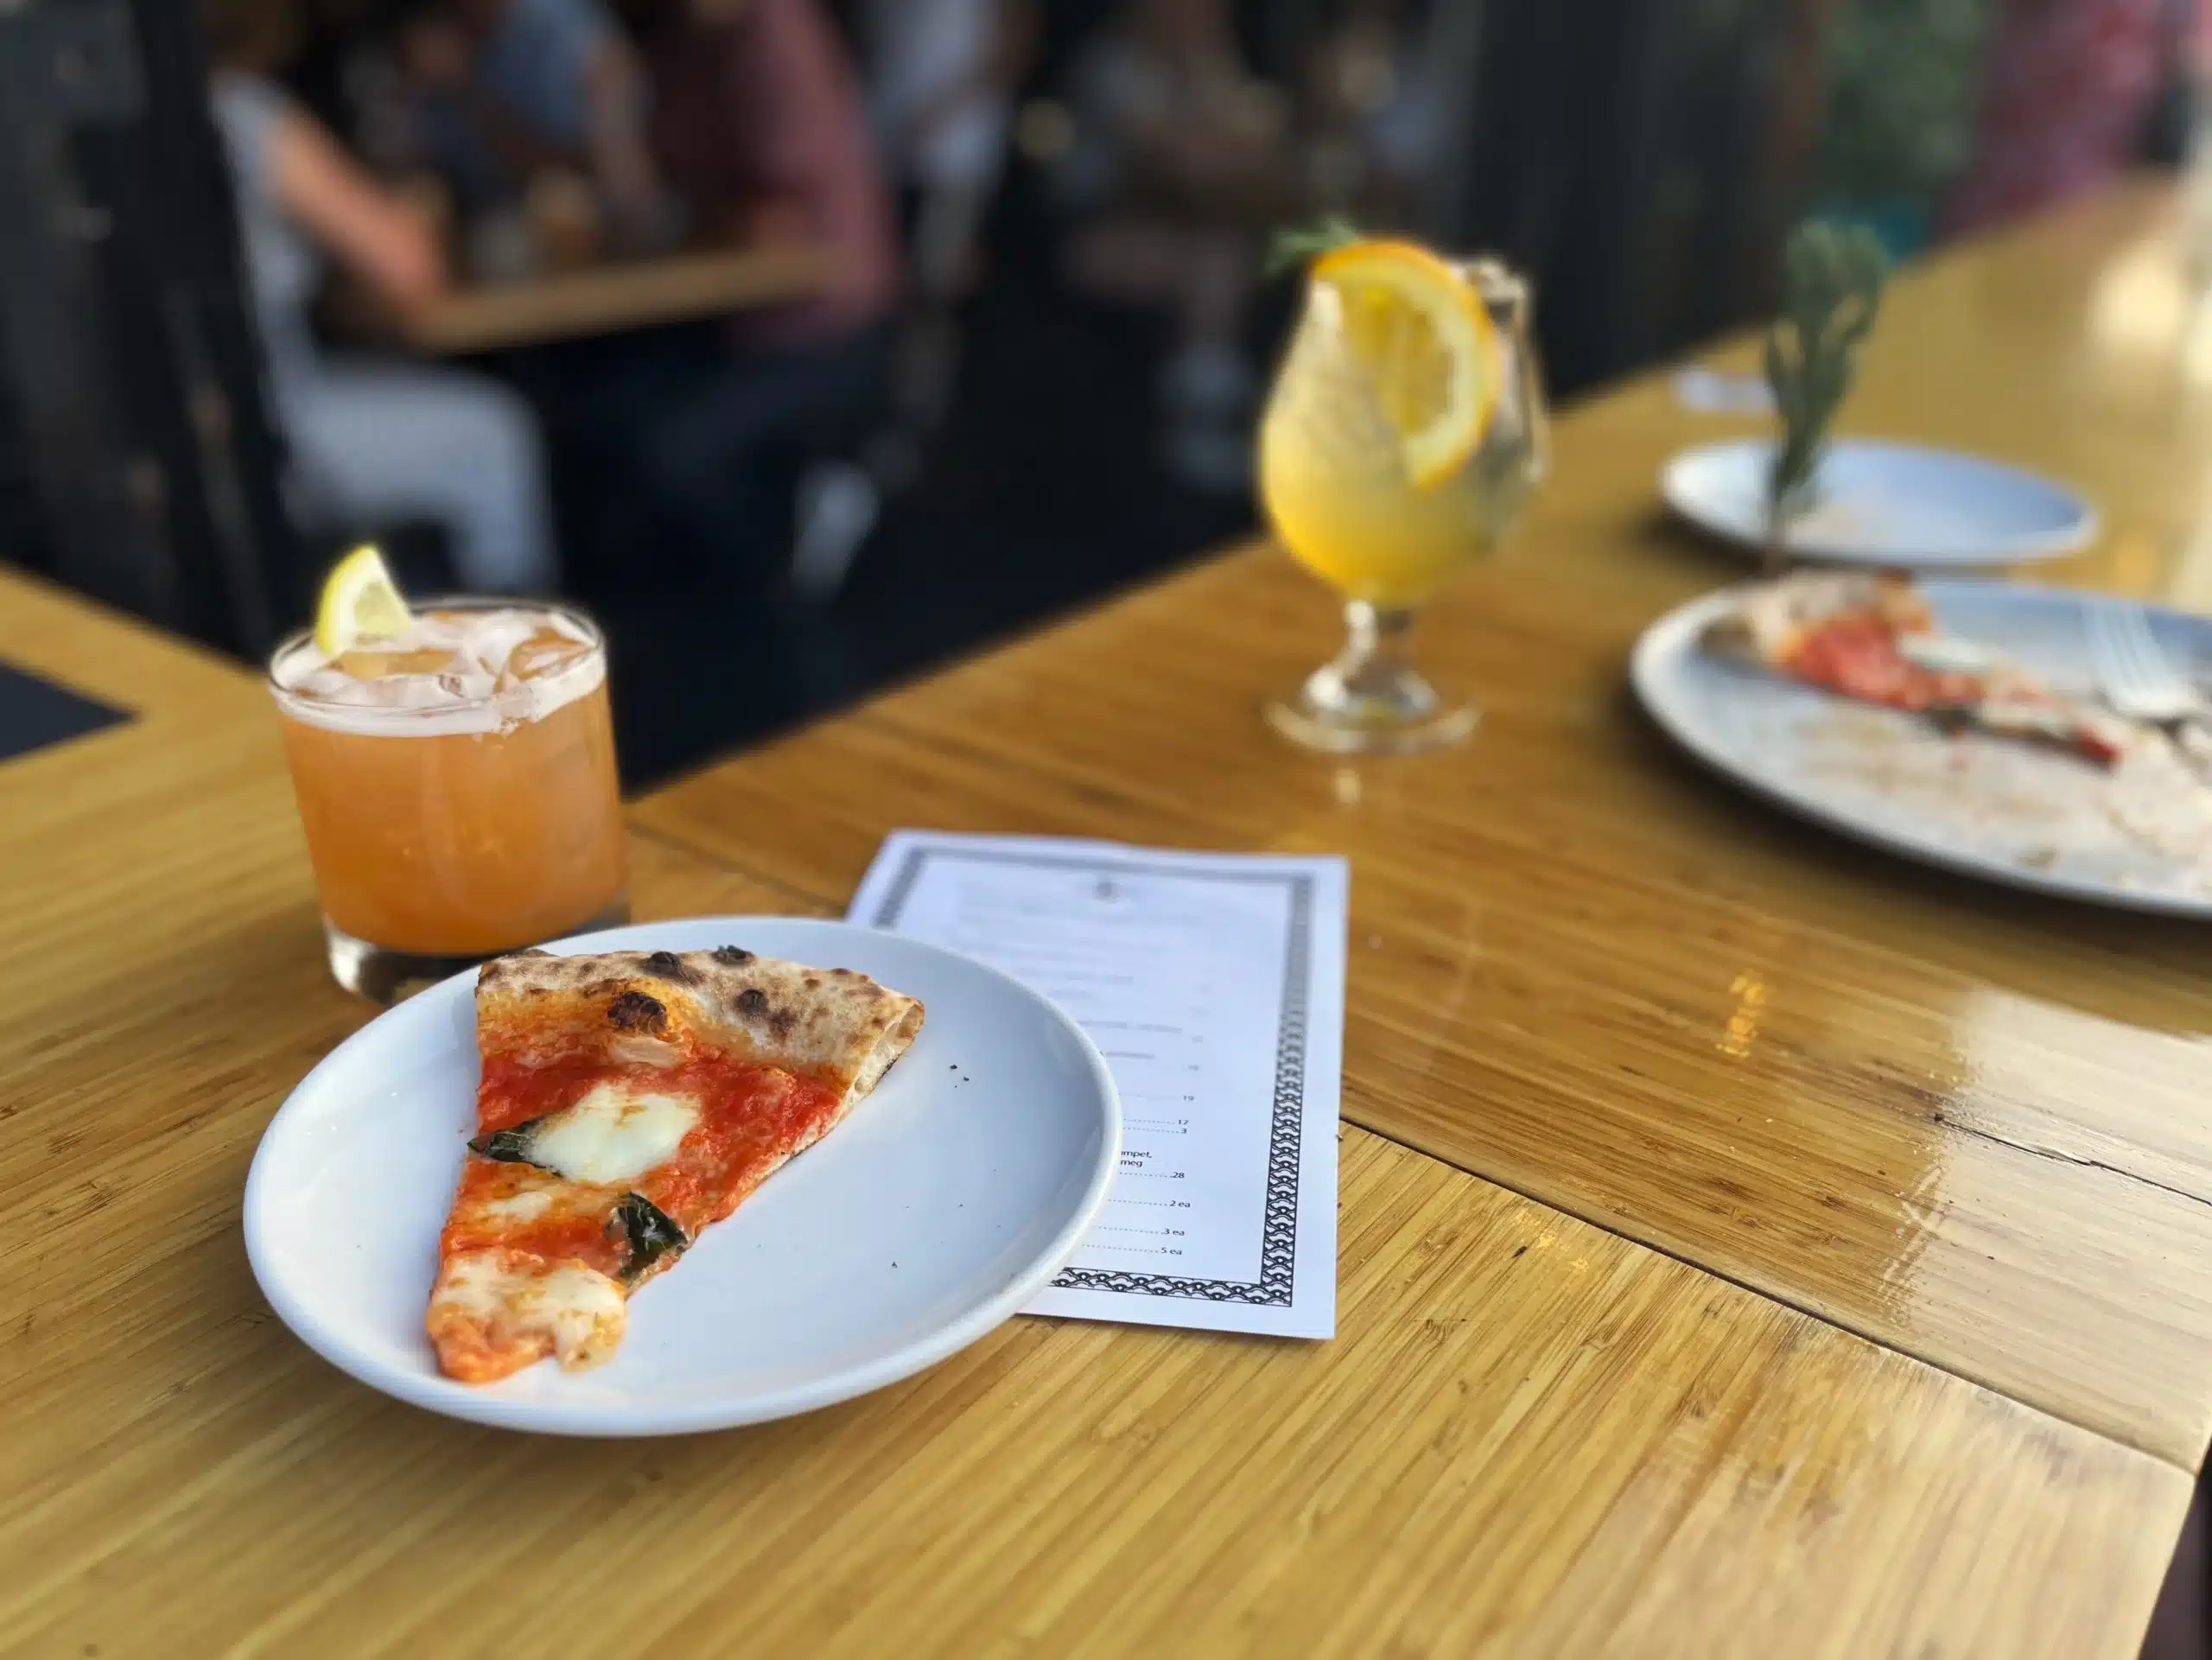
[1312,239,1500,488]
[314,544,411,658]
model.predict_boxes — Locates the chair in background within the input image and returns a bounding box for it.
[0,0,299,656]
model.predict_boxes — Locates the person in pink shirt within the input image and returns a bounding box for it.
[595,0,899,583]
[1946,0,2203,234]
[642,0,899,350]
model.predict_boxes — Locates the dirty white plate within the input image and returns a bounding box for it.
[1662,439,2097,566]
[1630,581,2212,916]
[245,917,1121,1435]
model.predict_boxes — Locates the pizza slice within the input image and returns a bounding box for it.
[1707,570,2131,766]
[428,945,923,1383]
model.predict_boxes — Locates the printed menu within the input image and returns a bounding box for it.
[849,831,1345,1338]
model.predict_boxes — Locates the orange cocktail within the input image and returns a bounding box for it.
[269,600,626,999]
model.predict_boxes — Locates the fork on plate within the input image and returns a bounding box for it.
[2084,601,2210,729]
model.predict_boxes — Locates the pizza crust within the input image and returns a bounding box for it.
[429,945,925,1383]
[1703,570,1931,665]
[476,945,925,1094]
[1700,571,2136,768]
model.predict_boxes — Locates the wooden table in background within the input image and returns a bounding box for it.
[5,181,2211,1657]
[401,241,832,356]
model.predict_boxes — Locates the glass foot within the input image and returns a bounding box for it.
[1265,677,1477,754]
[1265,602,1477,754]
[323,902,630,1004]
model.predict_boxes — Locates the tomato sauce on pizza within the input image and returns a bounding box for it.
[426,946,923,1383]
[1717,571,2129,767]
[1783,616,1983,714]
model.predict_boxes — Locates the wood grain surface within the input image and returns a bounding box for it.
[0,678,2186,1654]
[401,242,832,356]
[3,182,2207,1657]
[0,564,268,729]
[635,184,2212,1469]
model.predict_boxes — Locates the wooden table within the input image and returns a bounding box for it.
[400,241,832,356]
[5,181,2210,1657]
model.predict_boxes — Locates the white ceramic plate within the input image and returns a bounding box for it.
[1662,439,2098,567]
[245,917,1121,1435]
[1630,581,2212,917]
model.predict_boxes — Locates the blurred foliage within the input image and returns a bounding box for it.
[1764,219,1890,541]
[1815,0,1996,204]
[1264,218,1366,278]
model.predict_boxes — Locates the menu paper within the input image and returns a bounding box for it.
[849,831,1345,1339]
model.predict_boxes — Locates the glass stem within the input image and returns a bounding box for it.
[1338,601,1419,696]
[1270,595,1473,751]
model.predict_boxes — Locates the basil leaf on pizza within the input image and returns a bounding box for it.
[426,947,924,1383]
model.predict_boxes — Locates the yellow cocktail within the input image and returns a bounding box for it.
[1259,245,1548,750]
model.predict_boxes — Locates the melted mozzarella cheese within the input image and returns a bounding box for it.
[476,1187,554,1222]
[526,1082,701,1185]
[609,1034,683,1068]
[434,1252,626,1372]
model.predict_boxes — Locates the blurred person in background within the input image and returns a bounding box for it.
[1296,0,1440,229]
[858,0,1033,299]
[602,0,899,582]
[203,0,560,591]
[1053,0,1296,493]
[385,0,676,254]
[1945,0,2205,234]
[855,0,1034,458]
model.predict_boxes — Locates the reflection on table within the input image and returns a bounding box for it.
[5,182,2212,1659]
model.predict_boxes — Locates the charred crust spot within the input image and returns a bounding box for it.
[804,975,821,989]
[712,945,754,965]
[829,967,857,978]
[643,950,694,983]
[607,990,667,1032]
[734,988,770,1018]
[767,1007,798,1039]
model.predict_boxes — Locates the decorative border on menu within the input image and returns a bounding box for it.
[869,846,1311,1307]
